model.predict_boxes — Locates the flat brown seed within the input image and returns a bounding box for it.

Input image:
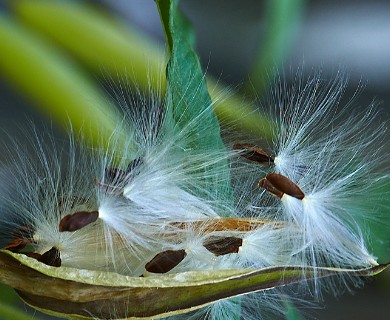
[233,143,274,164]
[40,247,61,267]
[266,173,305,200]
[28,247,61,267]
[4,238,31,252]
[203,236,243,256]
[27,252,43,260]
[145,249,186,274]
[59,211,99,232]
[104,158,143,185]
[5,225,35,252]
[258,178,284,199]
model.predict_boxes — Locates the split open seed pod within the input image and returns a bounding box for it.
[0,250,388,319]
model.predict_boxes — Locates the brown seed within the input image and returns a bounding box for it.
[145,249,187,274]
[258,178,285,199]
[203,236,243,256]
[40,247,61,267]
[4,238,31,252]
[28,247,61,267]
[104,158,143,185]
[260,173,305,200]
[233,143,274,164]
[4,225,36,252]
[59,211,99,232]
[27,252,43,260]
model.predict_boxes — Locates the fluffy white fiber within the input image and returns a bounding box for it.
[0,70,387,319]
[267,72,385,269]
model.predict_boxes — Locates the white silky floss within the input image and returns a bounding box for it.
[0,71,387,319]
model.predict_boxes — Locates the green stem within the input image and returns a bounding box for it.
[0,15,128,151]
[12,0,273,139]
[246,0,305,95]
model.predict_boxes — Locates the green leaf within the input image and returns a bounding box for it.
[156,0,222,150]
[156,0,232,203]
[0,251,387,320]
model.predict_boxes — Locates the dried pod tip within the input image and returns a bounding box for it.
[59,211,99,232]
[171,218,278,234]
[145,249,187,274]
[233,143,274,164]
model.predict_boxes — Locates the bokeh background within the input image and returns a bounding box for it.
[0,0,389,319]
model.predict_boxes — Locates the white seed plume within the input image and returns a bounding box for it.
[0,71,387,319]
[252,71,387,285]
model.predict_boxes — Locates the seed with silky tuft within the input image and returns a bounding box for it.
[4,238,32,252]
[203,236,243,256]
[4,225,35,252]
[233,143,274,164]
[59,211,99,232]
[259,173,305,200]
[145,249,187,274]
[28,247,61,267]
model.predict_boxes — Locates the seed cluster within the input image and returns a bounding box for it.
[4,144,285,272]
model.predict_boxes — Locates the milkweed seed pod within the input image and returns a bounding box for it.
[0,71,388,319]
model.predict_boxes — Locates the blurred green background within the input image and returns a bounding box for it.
[0,0,389,319]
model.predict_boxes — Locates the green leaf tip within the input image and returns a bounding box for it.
[155,0,233,204]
